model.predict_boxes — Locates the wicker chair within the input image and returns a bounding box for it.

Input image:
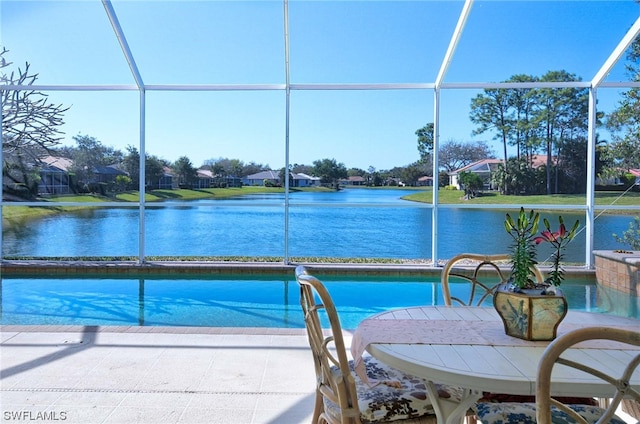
[441,253,546,424]
[474,326,640,424]
[441,253,544,307]
[295,265,464,424]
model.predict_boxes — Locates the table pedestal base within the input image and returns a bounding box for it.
[426,382,481,424]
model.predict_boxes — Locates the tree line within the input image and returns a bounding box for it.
[414,66,640,196]
[2,42,639,198]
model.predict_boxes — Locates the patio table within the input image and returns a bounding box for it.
[351,306,640,424]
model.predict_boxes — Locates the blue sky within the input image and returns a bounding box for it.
[2,0,639,170]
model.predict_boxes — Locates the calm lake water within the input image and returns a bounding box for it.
[1,188,636,262]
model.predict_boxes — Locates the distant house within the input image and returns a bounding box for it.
[530,154,557,169]
[596,168,640,186]
[37,156,131,193]
[242,170,280,186]
[449,159,503,190]
[194,169,241,188]
[417,176,433,187]
[225,175,242,187]
[150,166,173,190]
[340,176,366,186]
[292,173,321,187]
[38,156,72,195]
[385,177,403,186]
[195,169,214,188]
[93,165,129,184]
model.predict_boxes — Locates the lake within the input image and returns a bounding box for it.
[1,188,636,263]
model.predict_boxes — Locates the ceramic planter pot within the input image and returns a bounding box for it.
[493,283,568,341]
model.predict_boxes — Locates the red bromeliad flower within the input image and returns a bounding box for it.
[534,217,580,287]
[534,223,567,245]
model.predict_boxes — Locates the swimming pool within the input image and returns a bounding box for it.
[1,273,623,329]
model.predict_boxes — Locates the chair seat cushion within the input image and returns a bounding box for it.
[474,401,628,424]
[478,392,597,406]
[325,355,464,423]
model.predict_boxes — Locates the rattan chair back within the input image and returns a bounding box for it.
[536,326,640,424]
[441,253,544,306]
[295,265,361,424]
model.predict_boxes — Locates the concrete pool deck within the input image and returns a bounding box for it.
[3,326,639,424]
[1,326,321,424]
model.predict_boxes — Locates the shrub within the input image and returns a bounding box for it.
[613,216,640,250]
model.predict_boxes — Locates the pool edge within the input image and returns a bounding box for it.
[0,259,595,279]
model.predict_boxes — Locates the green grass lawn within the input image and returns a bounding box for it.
[403,188,640,209]
[1,186,327,222]
[3,186,638,224]
[115,186,291,201]
[2,194,108,223]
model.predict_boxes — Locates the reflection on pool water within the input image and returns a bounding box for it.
[0,275,632,329]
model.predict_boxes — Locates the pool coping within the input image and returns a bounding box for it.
[0,259,596,278]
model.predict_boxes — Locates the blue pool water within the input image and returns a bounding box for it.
[0,274,620,329]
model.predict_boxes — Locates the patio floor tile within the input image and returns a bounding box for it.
[1,327,317,424]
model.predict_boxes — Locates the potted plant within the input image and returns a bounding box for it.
[503,207,541,291]
[493,207,580,341]
[534,215,581,292]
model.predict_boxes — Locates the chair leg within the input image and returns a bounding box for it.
[621,399,640,420]
[312,391,324,424]
[596,397,608,408]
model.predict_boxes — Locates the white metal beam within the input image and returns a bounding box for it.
[585,88,597,268]
[432,0,472,263]
[592,15,640,87]
[8,80,640,93]
[102,0,144,89]
[435,0,474,88]
[102,0,146,263]
[284,0,291,264]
